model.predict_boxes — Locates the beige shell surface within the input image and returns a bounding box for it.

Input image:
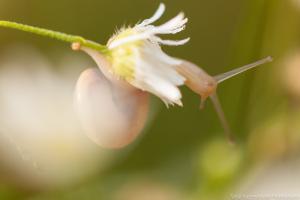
[75,68,149,149]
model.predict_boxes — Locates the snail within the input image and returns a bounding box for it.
[0,3,272,149]
[72,3,272,148]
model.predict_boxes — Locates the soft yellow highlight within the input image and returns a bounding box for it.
[108,28,143,81]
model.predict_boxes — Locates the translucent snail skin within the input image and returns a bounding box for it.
[0,3,272,148]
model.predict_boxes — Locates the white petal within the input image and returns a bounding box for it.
[139,75,182,105]
[139,56,185,86]
[154,36,190,46]
[108,32,150,49]
[142,41,182,66]
[153,12,188,34]
[137,3,166,27]
[131,54,185,105]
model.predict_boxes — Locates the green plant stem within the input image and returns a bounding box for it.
[0,20,109,53]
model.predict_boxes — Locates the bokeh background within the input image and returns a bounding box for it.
[0,0,300,199]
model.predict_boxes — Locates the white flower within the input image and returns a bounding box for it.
[107,3,190,106]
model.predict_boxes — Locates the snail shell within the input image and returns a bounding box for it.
[75,51,149,149]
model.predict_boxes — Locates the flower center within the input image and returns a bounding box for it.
[108,28,143,81]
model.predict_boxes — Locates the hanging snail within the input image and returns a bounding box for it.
[0,3,272,149]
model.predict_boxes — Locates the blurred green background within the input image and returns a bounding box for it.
[0,0,300,199]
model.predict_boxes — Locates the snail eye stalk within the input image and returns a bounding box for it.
[214,56,273,83]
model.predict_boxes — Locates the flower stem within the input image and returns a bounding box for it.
[0,20,109,53]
